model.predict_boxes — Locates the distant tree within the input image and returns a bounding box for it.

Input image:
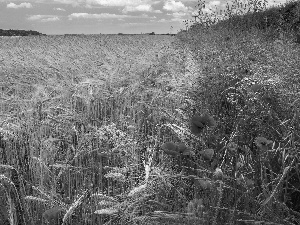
[0,29,44,36]
[149,32,155,35]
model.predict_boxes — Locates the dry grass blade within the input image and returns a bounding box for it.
[94,208,119,215]
[0,174,26,225]
[164,123,206,145]
[260,163,293,212]
[90,193,118,202]
[24,196,48,203]
[128,183,147,197]
[62,189,91,224]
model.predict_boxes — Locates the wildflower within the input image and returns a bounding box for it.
[161,142,179,156]
[182,148,195,156]
[43,206,65,224]
[227,142,238,153]
[254,137,273,151]
[199,148,214,161]
[245,177,254,189]
[187,198,204,217]
[197,179,212,190]
[190,113,216,135]
[210,158,219,169]
[240,145,250,155]
[250,83,262,92]
[213,167,223,180]
[236,162,244,170]
[236,175,244,186]
[177,143,188,153]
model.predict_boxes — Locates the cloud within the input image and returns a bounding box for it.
[42,17,60,22]
[7,2,32,9]
[123,22,149,26]
[87,0,149,7]
[266,0,286,7]
[54,0,151,7]
[68,13,130,20]
[157,18,167,22]
[122,4,153,13]
[140,13,156,18]
[163,0,188,12]
[28,15,60,22]
[122,4,163,13]
[209,1,221,6]
[54,7,66,11]
[172,11,187,18]
[53,0,85,7]
[68,12,156,20]
[28,15,48,20]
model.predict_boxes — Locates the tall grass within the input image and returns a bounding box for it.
[176,0,300,224]
[1,1,300,225]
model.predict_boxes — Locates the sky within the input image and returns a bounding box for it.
[0,0,288,35]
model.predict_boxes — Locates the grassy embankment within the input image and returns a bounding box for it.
[175,0,300,224]
[1,0,300,224]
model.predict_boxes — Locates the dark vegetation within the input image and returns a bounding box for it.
[0,29,45,36]
[118,32,174,35]
[1,0,300,225]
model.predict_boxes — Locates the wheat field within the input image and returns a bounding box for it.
[1,0,300,224]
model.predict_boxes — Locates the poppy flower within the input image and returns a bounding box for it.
[200,148,214,161]
[161,142,179,156]
[187,198,204,217]
[196,179,212,190]
[177,143,188,153]
[177,143,195,156]
[190,114,216,135]
[182,149,195,156]
[236,162,244,170]
[227,142,238,152]
[254,137,273,151]
[43,206,65,224]
[250,83,262,92]
[210,158,219,169]
[236,175,244,185]
[245,177,254,189]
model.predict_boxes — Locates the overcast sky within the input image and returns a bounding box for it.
[0,0,287,35]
